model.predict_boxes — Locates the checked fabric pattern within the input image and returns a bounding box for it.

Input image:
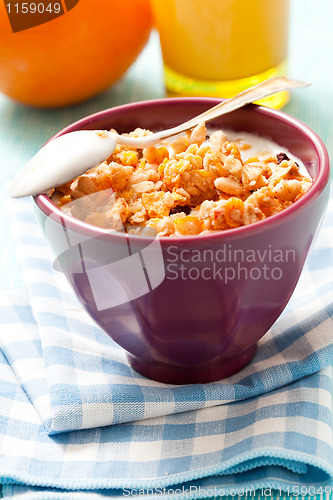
[0,192,333,498]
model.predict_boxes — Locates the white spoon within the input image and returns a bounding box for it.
[10,76,309,198]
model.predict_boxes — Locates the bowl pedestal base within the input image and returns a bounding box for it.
[127,343,257,385]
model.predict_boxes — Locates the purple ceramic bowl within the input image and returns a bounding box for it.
[33,98,330,384]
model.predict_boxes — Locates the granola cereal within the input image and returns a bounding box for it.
[51,123,312,237]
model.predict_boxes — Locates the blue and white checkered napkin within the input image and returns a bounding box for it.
[1,192,333,499]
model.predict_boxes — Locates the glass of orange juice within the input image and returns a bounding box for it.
[151,0,290,108]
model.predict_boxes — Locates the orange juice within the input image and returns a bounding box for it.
[151,0,290,108]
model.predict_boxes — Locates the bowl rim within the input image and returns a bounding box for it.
[33,97,330,246]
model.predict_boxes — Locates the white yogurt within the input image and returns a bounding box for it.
[218,129,310,178]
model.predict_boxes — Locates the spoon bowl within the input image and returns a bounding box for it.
[10,76,309,198]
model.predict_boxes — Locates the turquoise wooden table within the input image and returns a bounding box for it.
[0,0,332,498]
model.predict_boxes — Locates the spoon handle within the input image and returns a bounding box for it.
[118,76,309,148]
[166,76,309,132]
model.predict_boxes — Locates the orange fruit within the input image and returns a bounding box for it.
[0,0,152,107]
